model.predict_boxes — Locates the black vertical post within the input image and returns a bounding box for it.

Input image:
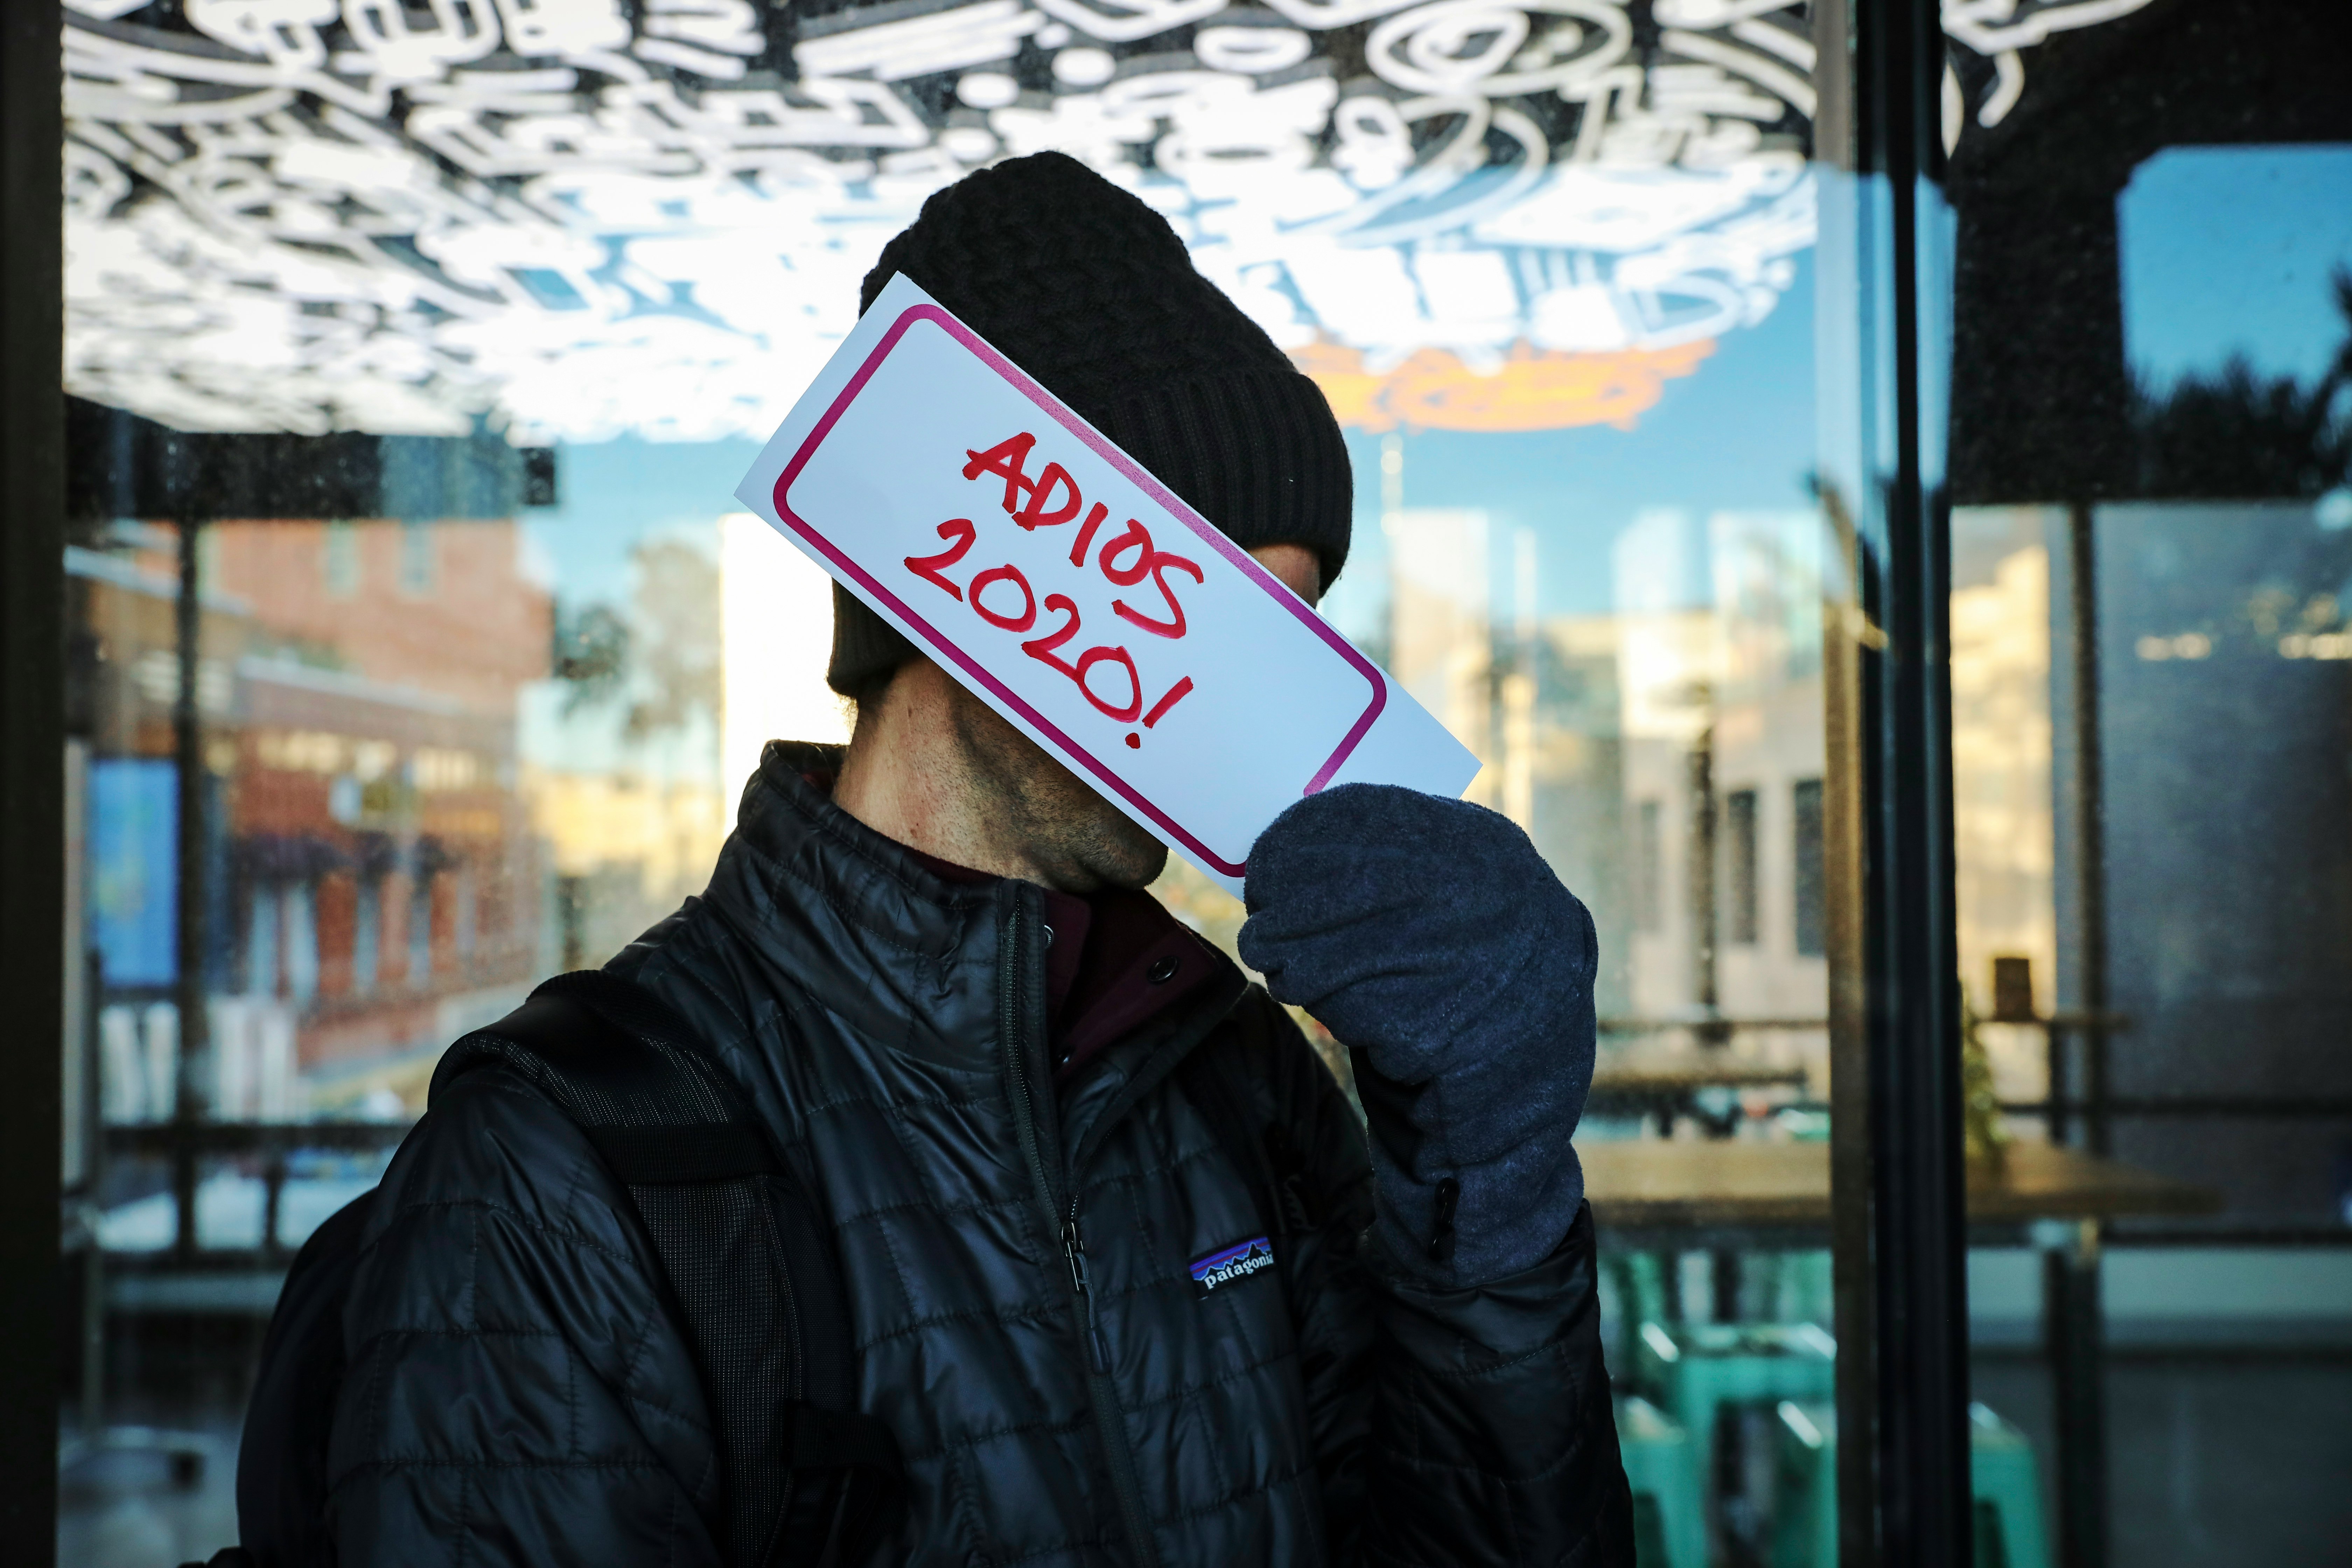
[2044,1218,2108,1568]
[2064,504,2111,1161]
[1689,720,1720,1029]
[2054,504,2111,1568]
[2045,1022,2071,1145]
[82,953,108,1438]
[1815,8,1882,1564]
[1816,479,1880,1568]
[1844,0,1974,1562]
[0,1,65,1561]
[173,517,211,1259]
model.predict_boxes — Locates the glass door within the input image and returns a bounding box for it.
[1944,6,2352,1564]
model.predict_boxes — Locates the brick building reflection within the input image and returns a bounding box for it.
[77,517,550,1121]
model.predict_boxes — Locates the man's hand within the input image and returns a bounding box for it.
[1239,784,1597,1288]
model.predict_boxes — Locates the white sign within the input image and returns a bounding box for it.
[735,274,1478,892]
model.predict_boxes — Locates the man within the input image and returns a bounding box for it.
[329,152,1631,1566]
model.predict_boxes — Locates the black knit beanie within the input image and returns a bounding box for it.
[826,151,1352,699]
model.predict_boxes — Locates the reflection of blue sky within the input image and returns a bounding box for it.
[2121,145,2352,387]
[529,251,1818,666]
[523,437,757,606]
[1324,251,1818,635]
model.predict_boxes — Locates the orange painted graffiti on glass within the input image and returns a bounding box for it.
[1290,338,1716,435]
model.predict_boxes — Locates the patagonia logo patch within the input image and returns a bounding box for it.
[1190,1236,1274,1295]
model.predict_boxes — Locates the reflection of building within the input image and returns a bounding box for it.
[1516,612,1633,1014]
[215,520,549,1108]
[1706,512,1828,1027]
[1379,502,1832,1055]
[230,658,530,1079]
[525,765,727,972]
[1614,510,1720,1021]
[1950,510,2059,1103]
[1945,500,2352,1218]
[1605,509,1828,1040]
[75,518,552,1115]
[511,509,850,976]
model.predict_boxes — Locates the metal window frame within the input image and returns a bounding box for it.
[1,1,65,1561]
[1816,1,1975,1564]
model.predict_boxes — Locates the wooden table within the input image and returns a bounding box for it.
[1590,1053,1811,1096]
[1581,1138,2218,1233]
[1587,1051,1811,1138]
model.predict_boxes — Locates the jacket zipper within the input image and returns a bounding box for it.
[1061,1211,1112,1373]
[999,886,1162,1568]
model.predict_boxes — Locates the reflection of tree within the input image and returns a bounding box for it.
[2130,266,2351,499]
[550,538,719,739]
[552,602,629,714]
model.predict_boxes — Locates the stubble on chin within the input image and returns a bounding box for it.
[944,682,1168,893]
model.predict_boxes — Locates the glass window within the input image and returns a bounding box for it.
[1791,777,1824,959]
[1725,788,1759,946]
[322,522,359,599]
[46,4,2335,1565]
[1947,23,2352,1563]
[396,521,435,597]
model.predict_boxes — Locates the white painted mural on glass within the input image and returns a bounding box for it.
[62,0,2152,441]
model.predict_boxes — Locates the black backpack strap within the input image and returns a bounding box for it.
[233,1190,375,1568]
[432,970,900,1568]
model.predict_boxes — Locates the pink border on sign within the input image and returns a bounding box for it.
[772,303,1386,879]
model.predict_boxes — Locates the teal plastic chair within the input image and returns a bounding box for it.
[1966,1403,2052,1568]
[1616,1397,1707,1568]
[1602,1252,1670,1389]
[1769,1401,1837,1568]
[1770,1402,2052,1568]
[1757,1250,1834,1327]
[1635,1320,1838,1476]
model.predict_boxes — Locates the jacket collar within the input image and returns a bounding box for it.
[699,740,1246,1098]
[696,740,1009,1069]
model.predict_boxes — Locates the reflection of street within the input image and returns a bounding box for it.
[57,1402,242,1568]
[64,512,565,1566]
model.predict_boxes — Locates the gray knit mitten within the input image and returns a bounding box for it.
[1239,784,1597,1288]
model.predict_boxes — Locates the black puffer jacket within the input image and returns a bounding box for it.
[328,743,1632,1567]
